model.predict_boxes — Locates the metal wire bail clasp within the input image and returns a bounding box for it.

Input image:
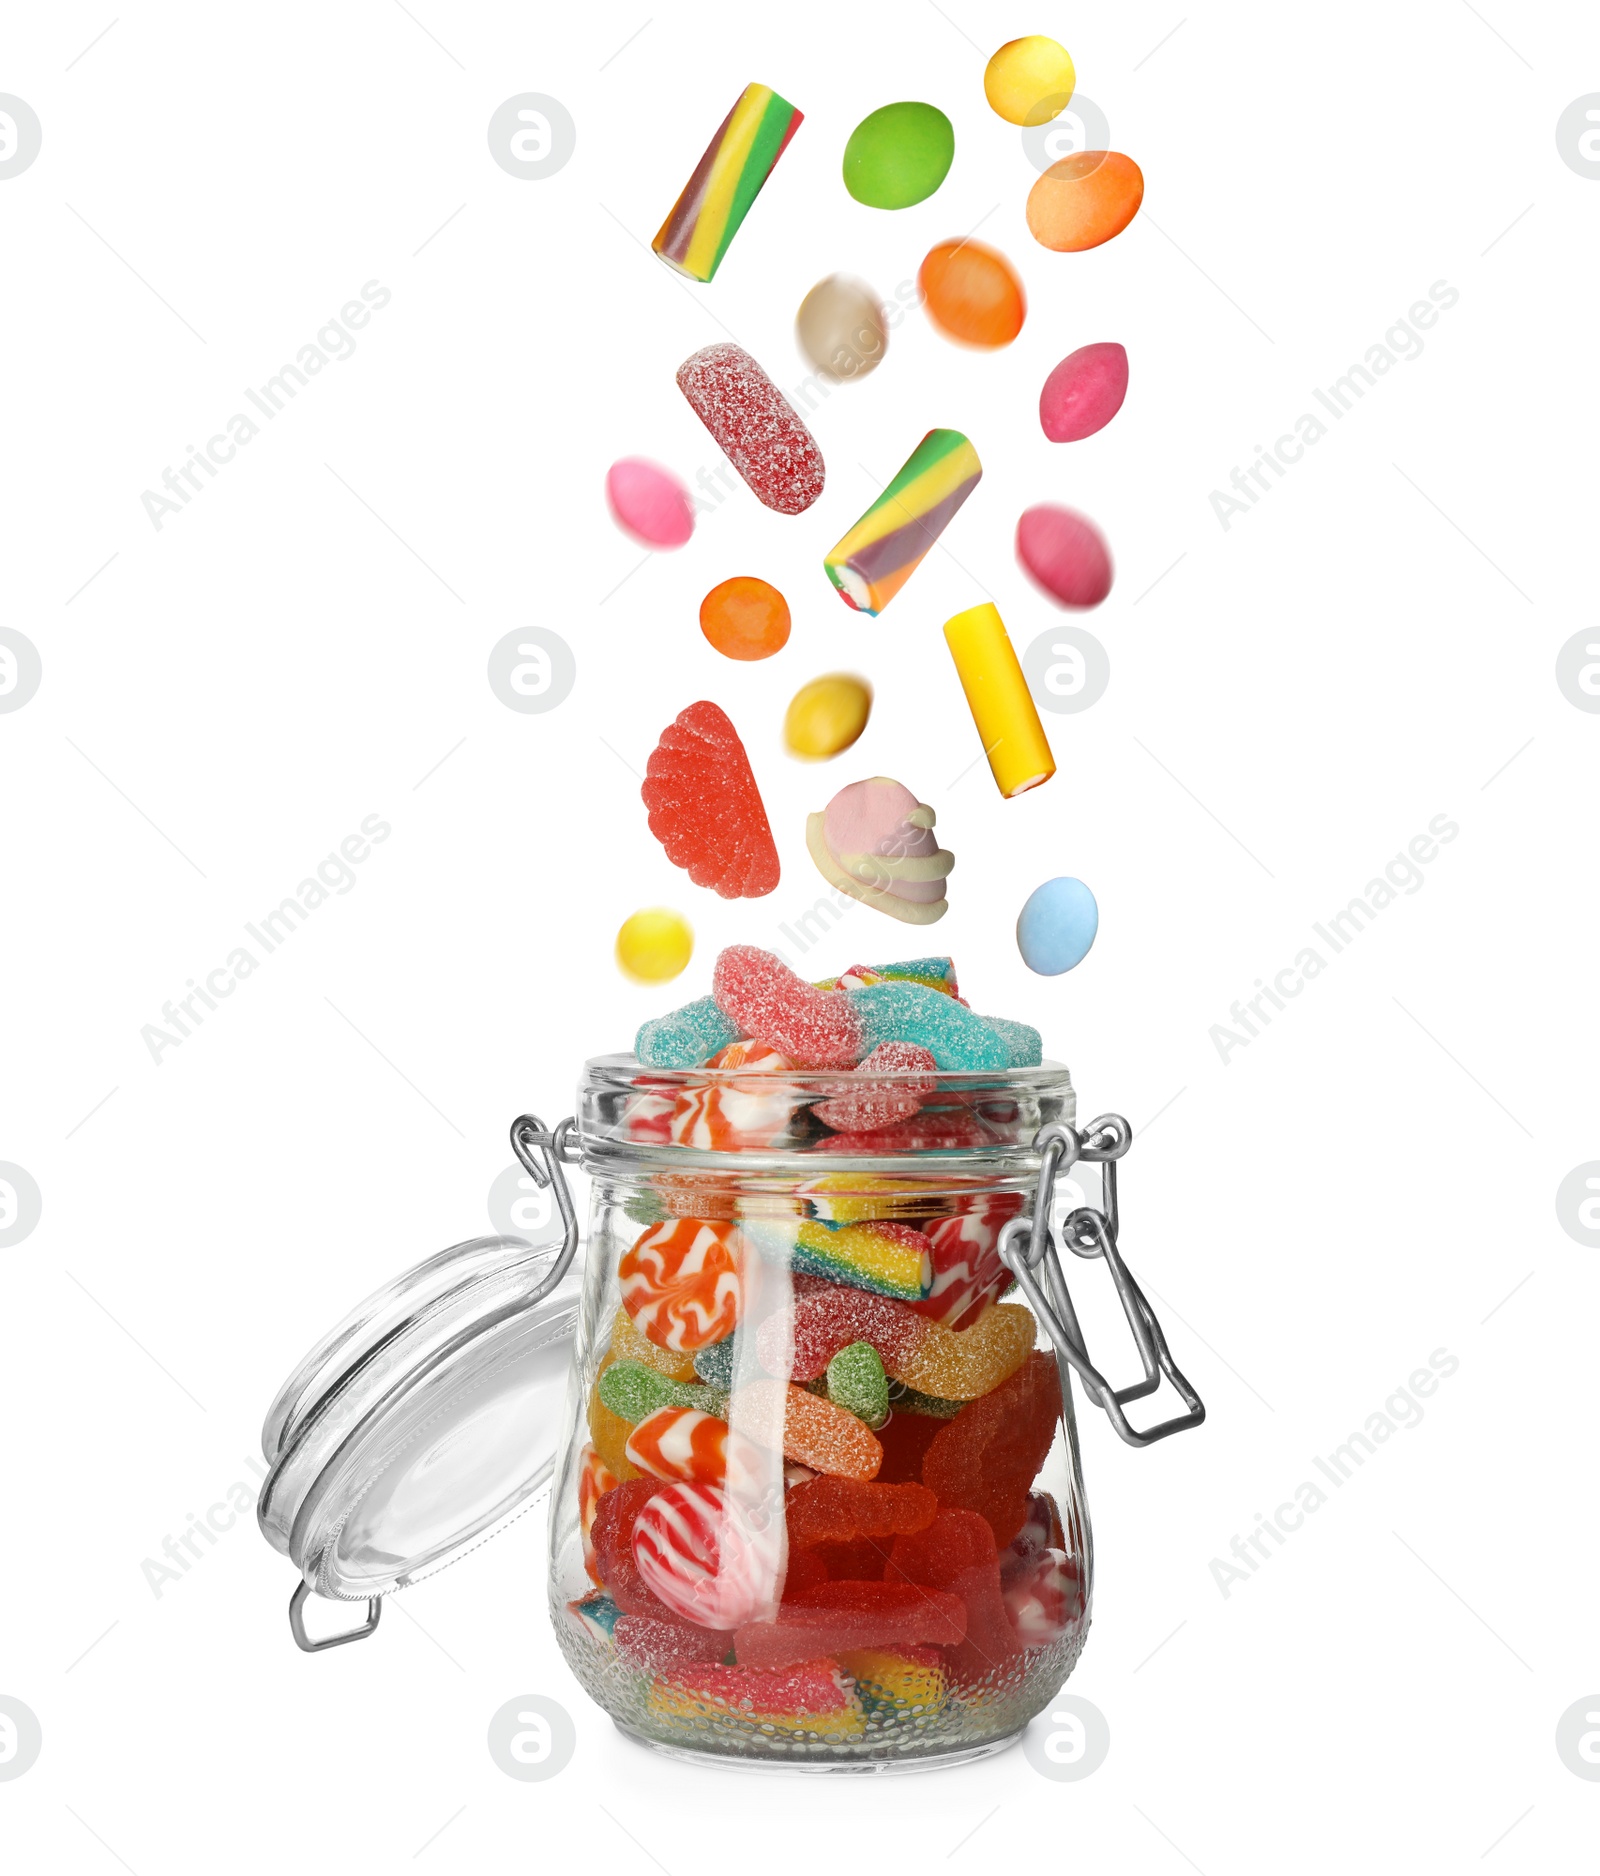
[998,1116,1205,1449]
[509,1112,582,1303]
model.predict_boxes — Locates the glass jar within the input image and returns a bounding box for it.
[256,1052,1202,1772]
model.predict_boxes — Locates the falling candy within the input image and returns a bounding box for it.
[842,102,954,209]
[654,83,803,283]
[1026,151,1145,252]
[642,702,780,900]
[677,344,825,515]
[615,908,694,984]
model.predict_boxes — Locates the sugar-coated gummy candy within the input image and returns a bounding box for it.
[676,343,825,515]
[614,1611,734,1672]
[693,1339,737,1387]
[842,102,954,209]
[783,673,872,760]
[915,1201,1022,1327]
[588,1375,642,1484]
[1040,342,1129,442]
[811,1042,937,1134]
[806,778,954,927]
[847,981,1010,1071]
[824,429,982,615]
[820,957,962,998]
[713,944,862,1068]
[699,576,791,662]
[642,702,780,900]
[798,1170,931,1223]
[752,1217,932,1301]
[730,1377,883,1480]
[838,1645,946,1716]
[943,602,1057,800]
[795,274,887,382]
[615,908,693,985]
[894,1301,1038,1402]
[568,1591,624,1645]
[1017,876,1099,975]
[1016,504,1114,609]
[758,1284,928,1382]
[626,1405,739,1485]
[984,36,1077,126]
[735,1583,966,1670]
[592,1476,678,1618]
[1026,151,1145,252]
[921,1352,1061,1546]
[633,1481,786,1630]
[604,457,694,550]
[648,1658,861,1736]
[608,1306,706,1385]
[784,1477,937,1548]
[653,83,803,283]
[619,1218,744,1352]
[826,1341,890,1427]
[669,1040,796,1150]
[635,994,741,1070]
[981,1015,1043,1068]
[599,1360,729,1426]
[887,1508,1019,1681]
[919,240,1026,349]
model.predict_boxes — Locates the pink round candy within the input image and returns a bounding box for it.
[606,457,694,549]
[1039,342,1128,443]
[1016,504,1114,609]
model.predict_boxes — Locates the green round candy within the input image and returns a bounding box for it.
[842,102,955,210]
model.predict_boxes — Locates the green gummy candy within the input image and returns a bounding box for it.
[826,1340,890,1428]
[598,1361,728,1425]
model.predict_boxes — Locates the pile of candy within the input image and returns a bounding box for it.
[608,36,1130,980]
[557,950,1086,1753]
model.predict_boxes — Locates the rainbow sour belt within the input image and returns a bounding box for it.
[823,429,983,615]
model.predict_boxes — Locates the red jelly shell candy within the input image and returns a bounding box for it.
[920,1352,1061,1547]
[642,703,780,900]
[712,945,862,1068]
[784,1477,937,1548]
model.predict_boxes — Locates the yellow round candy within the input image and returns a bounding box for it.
[984,35,1076,127]
[783,674,872,760]
[615,908,693,983]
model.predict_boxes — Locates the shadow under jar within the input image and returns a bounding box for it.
[547,1051,1179,1772]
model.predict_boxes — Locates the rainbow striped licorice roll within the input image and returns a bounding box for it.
[823,429,983,615]
[653,83,803,283]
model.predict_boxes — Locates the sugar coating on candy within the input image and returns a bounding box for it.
[824,430,982,616]
[642,703,780,900]
[588,1374,642,1484]
[1040,341,1128,443]
[981,1015,1043,1067]
[699,576,791,661]
[632,1481,786,1630]
[734,1584,966,1670]
[848,981,1010,1071]
[894,1302,1038,1400]
[650,1657,855,1728]
[614,1612,734,1673]
[693,1339,737,1387]
[619,1218,744,1352]
[635,994,742,1070]
[765,1217,932,1300]
[599,1360,730,1426]
[626,1405,741,1484]
[825,957,961,997]
[730,1377,883,1481]
[676,344,825,515]
[713,944,862,1068]
[758,1284,928,1382]
[1016,504,1114,610]
[811,1041,937,1133]
[1026,150,1145,253]
[921,1352,1061,1547]
[606,1306,700,1384]
[813,1107,998,1156]
[826,1340,890,1427]
[799,1170,930,1224]
[653,84,803,284]
[784,1477,937,1548]
[919,239,1027,349]
[605,458,694,550]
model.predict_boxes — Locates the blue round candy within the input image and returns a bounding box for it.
[1016,877,1099,975]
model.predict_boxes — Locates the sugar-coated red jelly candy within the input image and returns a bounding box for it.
[736,1581,966,1670]
[642,703,780,900]
[712,945,862,1068]
[759,1286,926,1383]
[614,1613,733,1672]
[784,1477,937,1548]
[921,1351,1060,1547]
[886,1507,1019,1681]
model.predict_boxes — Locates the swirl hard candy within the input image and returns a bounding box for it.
[619,1218,745,1351]
[915,1201,1023,1328]
[632,1481,786,1629]
[670,1040,796,1150]
[626,1405,744,1485]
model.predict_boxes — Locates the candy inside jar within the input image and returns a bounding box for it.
[551,948,1096,1768]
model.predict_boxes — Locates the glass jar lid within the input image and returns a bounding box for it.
[258,1233,579,1645]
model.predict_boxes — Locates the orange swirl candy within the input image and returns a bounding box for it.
[619,1218,744,1351]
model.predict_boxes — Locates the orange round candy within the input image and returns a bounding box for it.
[699,576,791,661]
[1026,151,1144,253]
[918,239,1026,349]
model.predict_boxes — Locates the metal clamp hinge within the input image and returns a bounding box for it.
[998,1116,1205,1449]
[509,1112,583,1306]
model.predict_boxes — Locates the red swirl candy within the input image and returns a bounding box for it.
[633,1481,785,1629]
[676,344,825,515]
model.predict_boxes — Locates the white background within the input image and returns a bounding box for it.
[1,1,1595,1869]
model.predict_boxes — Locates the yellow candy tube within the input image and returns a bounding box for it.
[942,603,1056,799]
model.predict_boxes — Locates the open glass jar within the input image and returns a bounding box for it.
[541,1051,1201,1770]
[258,1050,1202,1773]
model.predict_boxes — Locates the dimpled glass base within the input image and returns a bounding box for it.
[557,1599,1088,1770]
